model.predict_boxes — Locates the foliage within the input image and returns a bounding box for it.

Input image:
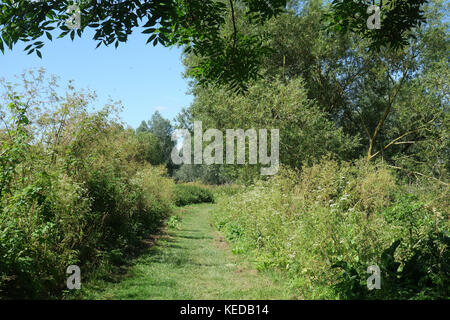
[181,0,449,183]
[213,159,449,299]
[333,231,449,299]
[180,1,449,299]
[0,98,29,197]
[0,1,433,91]
[0,0,448,301]
[0,0,287,92]
[0,71,175,299]
[174,77,360,184]
[211,183,243,198]
[173,183,215,206]
[327,0,429,51]
[167,214,182,229]
[136,111,176,173]
[134,130,165,166]
[174,163,237,185]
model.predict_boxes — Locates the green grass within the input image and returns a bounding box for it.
[77,203,292,299]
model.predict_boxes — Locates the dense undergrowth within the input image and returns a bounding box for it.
[0,77,214,299]
[213,160,449,299]
[1,0,448,300]
[0,98,175,298]
[173,183,214,206]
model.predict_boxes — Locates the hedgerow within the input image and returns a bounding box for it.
[0,83,174,299]
[173,183,214,206]
[213,159,449,299]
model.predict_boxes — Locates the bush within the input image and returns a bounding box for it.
[0,82,175,298]
[213,159,449,299]
[173,183,214,206]
[212,184,243,198]
[333,193,449,299]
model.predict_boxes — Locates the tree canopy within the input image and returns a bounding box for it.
[176,0,448,183]
[0,0,432,91]
[328,0,429,51]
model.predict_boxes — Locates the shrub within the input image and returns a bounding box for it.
[212,184,242,198]
[213,159,449,299]
[173,183,214,206]
[0,82,175,298]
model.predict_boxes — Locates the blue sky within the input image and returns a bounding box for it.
[1,28,193,129]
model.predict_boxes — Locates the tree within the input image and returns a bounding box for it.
[135,130,165,165]
[177,77,360,175]
[259,0,448,176]
[0,0,431,91]
[136,120,149,134]
[180,0,449,182]
[137,111,175,172]
[328,0,429,51]
[0,0,286,91]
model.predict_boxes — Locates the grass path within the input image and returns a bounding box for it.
[80,203,291,299]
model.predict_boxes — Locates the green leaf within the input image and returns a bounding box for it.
[146,34,157,44]
[142,28,156,34]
